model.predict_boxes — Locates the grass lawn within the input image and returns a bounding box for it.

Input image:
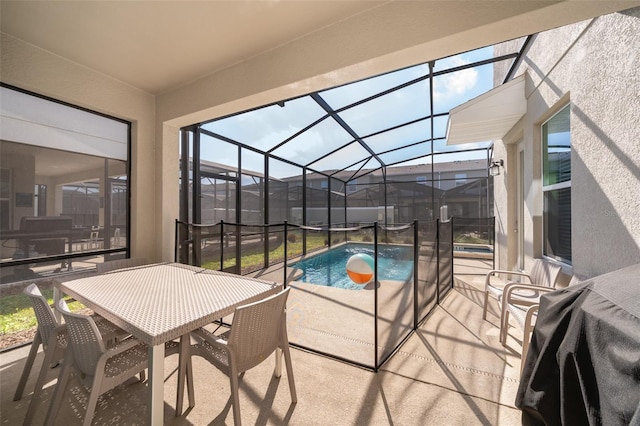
[202,234,330,271]
[1,286,84,341]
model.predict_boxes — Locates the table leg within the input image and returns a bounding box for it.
[149,344,165,425]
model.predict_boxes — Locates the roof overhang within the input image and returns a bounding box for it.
[446,74,526,145]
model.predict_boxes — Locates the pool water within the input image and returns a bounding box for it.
[453,245,493,253]
[290,243,414,290]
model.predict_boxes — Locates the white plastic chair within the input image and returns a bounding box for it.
[185,288,296,426]
[482,259,562,321]
[90,229,101,249]
[112,227,121,247]
[14,284,126,425]
[500,284,554,372]
[45,299,149,426]
[501,275,581,372]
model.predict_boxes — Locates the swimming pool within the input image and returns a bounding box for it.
[453,244,493,253]
[290,243,414,290]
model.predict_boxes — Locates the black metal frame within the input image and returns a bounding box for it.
[182,41,529,226]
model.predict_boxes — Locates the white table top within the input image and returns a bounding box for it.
[56,262,282,346]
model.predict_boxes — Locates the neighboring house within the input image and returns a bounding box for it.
[287,160,492,223]
[488,9,640,280]
[197,158,491,226]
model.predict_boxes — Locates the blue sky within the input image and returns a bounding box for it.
[200,45,503,180]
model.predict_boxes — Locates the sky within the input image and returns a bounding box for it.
[198,45,506,180]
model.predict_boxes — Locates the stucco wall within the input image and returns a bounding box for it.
[0,34,158,261]
[494,8,640,279]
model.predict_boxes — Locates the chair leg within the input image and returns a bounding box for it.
[274,348,283,378]
[14,332,41,401]
[23,337,63,425]
[83,382,102,426]
[482,290,489,320]
[500,309,510,346]
[282,344,297,403]
[521,308,537,373]
[521,330,532,373]
[229,365,242,426]
[44,358,72,426]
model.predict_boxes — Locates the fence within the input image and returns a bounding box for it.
[174,218,466,370]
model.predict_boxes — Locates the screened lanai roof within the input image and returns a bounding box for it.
[196,36,531,182]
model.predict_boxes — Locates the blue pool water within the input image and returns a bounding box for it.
[290,243,414,290]
[453,245,493,253]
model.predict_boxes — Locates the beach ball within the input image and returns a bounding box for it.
[346,253,375,284]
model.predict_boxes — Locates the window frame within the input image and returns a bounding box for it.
[541,103,572,266]
[0,84,132,279]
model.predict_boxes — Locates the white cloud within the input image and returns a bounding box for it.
[433,57,478,103]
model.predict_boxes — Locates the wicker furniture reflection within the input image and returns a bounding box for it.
[96,257,148,274]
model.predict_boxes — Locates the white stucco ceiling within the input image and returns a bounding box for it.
[2,1,638,97]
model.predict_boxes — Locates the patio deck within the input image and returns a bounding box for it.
[0,262,525,425]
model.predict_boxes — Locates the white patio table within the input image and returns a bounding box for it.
[54,262,281,425]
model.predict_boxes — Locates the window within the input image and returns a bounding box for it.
[0,85,130,283]
[347,179,357,193]
[455,173,467,187]
[416,176,427,185]
[542,104,571,264]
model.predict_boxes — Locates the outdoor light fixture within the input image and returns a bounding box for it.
[489,159,503,176]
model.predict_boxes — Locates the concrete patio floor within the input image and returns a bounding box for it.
[0,261,526,425]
